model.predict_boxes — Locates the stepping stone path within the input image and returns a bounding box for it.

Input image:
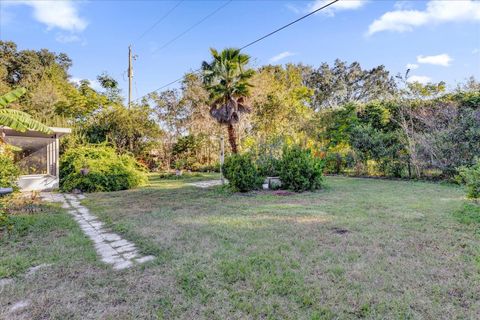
[40,193,154,270]
[187,180,225,188]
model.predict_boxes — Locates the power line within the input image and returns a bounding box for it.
[239,0,339,50]
[151,0,232,55]
[135,0,185,44]
[134,0,340,102]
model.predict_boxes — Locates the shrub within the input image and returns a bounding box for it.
[0,153,20,190]
[257,155,281,177]
[459,159,480,199]
[279,145,324,192]
[60,145,147,192]
[223,154,263,192]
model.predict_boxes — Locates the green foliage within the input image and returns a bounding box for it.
[459,160,480,199]
[0,153,20,189]
[324,152,347,174]
[223,153,263,192]
[60,145,147,193]
[0,87,52,133]
[257,155,281,177]
[81,104,162,157]
[305,59,396,110]
[279,145,324,192]
[453,203,480,225]
[171,135,201,170]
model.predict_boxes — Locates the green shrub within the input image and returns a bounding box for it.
[279,145,324,192]
[223,154,263,192]
[459,159,480,199]
[0,153,20,189]
[257,155,281,177]
[60,145,147,193]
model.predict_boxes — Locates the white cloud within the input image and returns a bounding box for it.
[417,54,452,67]
[288,0,367,16]
[394,1,415,10]
[70,77,102,91]
[269,51,296,63]
[407,75,432,84]
[406,63,419,70]
[473,48,480,54]
[367,0,480,35]
[6,0,87,32]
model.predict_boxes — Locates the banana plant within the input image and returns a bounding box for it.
[0,88,52,134]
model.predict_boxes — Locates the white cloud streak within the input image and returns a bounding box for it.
[407,75,432,84]
[406,63,419,70]
[308,0,367,15]
[367,0,480,35]
[269,51,296,63]
[287,0,367,16]
[417,54,452,67]
[6,0,87,32]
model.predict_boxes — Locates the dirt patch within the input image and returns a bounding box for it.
[331,227,350,234]
[272,190,294,196]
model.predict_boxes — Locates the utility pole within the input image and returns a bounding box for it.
[128,45,133,108]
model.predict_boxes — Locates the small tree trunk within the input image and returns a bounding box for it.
[227,124,238,153]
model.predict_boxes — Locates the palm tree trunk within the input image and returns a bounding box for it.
[227,124,238,153]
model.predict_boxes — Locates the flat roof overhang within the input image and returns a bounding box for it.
[1,126,71,138]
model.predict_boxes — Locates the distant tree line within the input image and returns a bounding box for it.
[1,40,478,179]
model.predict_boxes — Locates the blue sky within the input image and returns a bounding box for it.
[1,0,479,101]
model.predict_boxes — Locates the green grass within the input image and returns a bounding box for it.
[0,205,97,278]
[1,174,479,319]
[454,202,480,226]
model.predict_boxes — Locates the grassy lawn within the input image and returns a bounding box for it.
[1,174,479,319]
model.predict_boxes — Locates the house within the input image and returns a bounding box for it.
[2,127,71,191]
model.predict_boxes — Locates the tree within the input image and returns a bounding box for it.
[305,59,396,110]
[250,64,313,146]
[201,48,255,153]
[0,87,52,135]
[81,104,162,157]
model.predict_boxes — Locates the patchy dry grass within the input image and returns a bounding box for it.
[1,174,479,319]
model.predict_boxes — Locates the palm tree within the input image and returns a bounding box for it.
[0,88,52,134]
[201,48,254,153]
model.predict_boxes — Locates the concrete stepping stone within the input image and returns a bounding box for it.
[187,180,225,188]
[41,193,155,270]
[101,233,122,242]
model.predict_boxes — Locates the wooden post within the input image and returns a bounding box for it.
[220,136,225,185]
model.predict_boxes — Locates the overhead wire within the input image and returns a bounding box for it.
[150,0,233,54]
[134,0,185,44]
[134,0,340,102]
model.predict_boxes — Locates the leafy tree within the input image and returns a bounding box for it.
[81,104,162,157]
[305,59,396,110]
[250,64,313,148]
[201,48,255,153]
[97,72,123,103]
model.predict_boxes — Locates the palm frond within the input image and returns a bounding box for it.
[0,87,27,108]
[0,109,53,134]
